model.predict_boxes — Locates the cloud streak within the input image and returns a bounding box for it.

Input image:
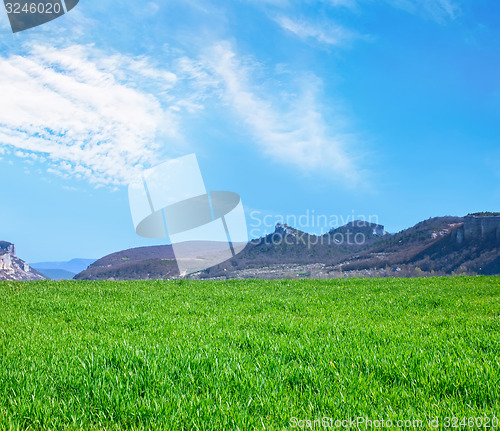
[274,15,357,46]
[248,0,460,26]
[205,43,361,183]
[386,0,461,21]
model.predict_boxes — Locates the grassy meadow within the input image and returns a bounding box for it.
[0,277,499,430]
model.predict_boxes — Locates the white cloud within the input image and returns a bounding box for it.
[205,43,361,183]
[275,15,356,45]
[0,44,199,187]
[0,39,365,187]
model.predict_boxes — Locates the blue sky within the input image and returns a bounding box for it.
[0,0,499,262]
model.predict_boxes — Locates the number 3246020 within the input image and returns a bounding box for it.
[5,3,62,14]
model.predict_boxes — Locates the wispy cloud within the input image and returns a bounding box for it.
[205,43,361,184]
[0,44,202,187]
[385,0,461,22]
[248,0,460,24]
[0,38,365,187]
[274,15,357,45]
[244,0,356,7]
[323,0,358,8]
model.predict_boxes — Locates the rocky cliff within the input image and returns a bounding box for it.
[0,241,15,255]
[458,215,500,244]
[0,242,46,281]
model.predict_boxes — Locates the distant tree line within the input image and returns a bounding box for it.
[468,212,500,217]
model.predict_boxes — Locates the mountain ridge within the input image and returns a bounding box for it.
[74,214,500,280]
[31,258,97,279]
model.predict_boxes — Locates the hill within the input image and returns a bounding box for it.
[75,245,177,280]
[74,220,388,280]
[337,215,499,276]
[31,258,96,280]
[34,269,79,280]
[74,215,500,280]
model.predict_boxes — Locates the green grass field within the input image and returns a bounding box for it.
[0,277,499,430]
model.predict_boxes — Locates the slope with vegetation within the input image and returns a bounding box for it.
[74,215,500,280]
